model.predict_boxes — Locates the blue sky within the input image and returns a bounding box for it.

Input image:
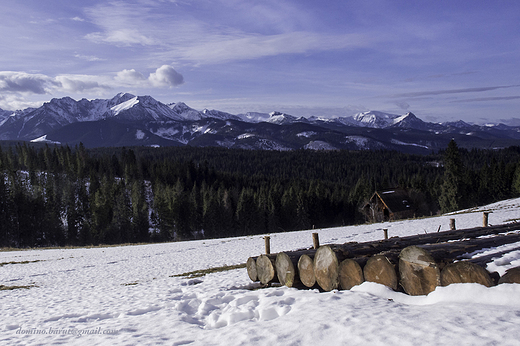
[0,0,519,123]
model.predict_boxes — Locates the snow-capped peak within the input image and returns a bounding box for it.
[266,111,298,124]
[353,111,398,128]
[170,102,203,120]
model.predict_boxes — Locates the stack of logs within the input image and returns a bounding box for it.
[246,218,520,295]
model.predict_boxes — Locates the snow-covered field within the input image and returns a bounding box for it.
[2,198,520,345]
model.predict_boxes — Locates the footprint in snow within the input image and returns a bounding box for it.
[126,306,162,316]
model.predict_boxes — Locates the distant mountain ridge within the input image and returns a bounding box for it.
[1,93,520,153]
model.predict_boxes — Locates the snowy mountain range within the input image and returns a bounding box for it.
[1,93,520,153]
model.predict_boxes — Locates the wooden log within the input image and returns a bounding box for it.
[256,254,278,285]
[440,261,494,287]
[275,252,301,287]
[298,254,316,288]
[398,246,440,296]
[248,225,520,287]
[313,245,349,291]
[363,255,398,290]
[338,259,364,290]
[246,257,258,281]
[289,223,520,262]
[498,267,520,284]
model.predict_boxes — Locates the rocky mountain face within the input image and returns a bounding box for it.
[1,93,520,153]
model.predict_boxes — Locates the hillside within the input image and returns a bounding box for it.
[1,198,519,345]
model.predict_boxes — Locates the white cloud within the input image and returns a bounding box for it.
[115,69,146,83]
[0,94,45,111]
[0,71,58,94]
[0,66,185,108]
[71,16,85,22]
[55,75,112,93]
[148,65,184,87]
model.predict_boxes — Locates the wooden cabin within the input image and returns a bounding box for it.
[362,189,414,223]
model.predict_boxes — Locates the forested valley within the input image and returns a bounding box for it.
[1,140,520,248]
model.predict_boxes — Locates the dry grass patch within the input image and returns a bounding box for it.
[171,263,246,279]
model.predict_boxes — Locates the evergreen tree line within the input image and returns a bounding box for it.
[1,141,520,248]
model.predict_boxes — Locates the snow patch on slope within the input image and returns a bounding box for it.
[111,96,139,116]
[304,141,337,150]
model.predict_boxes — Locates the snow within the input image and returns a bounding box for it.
[303,141,337,150]
[2,198,520,345]
[135,130,146,140]
[29,135,61,145]
[237,133,255,140]
[390,139,429,149]
[345,135,369,148]
[296,131,317,138]
[353,111,397,128]
[110,97,139,116]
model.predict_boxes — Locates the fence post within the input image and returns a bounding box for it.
[312,232,320,249]
[383,229,388,240]
[450,219,456,230]
[264,236,271,255]
[483,212,490,227]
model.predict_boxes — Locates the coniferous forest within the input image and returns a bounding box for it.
[1,140,520,248]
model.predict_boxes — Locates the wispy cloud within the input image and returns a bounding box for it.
[74,54,105,62]
[450,96,520,103]
[82,1,372,65]
[386,85,520,98]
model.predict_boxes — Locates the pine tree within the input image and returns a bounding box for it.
[439,140,465,213]
[131,179,150,242]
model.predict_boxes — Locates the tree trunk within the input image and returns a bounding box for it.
[398,246,440,296]
[363,255,398,290]
[440,261,494,287]
[338,258,364,290]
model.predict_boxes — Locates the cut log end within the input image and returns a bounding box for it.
[298,254,316,288]
[246,257,258,282]
[314,245,339,291]
[276,252,298,287]
[256,254,277,285]
[338,259,364,290]
[498,267,520,284]
[440,261,494,287]
[363,255,398,291]
[398,246,440,296]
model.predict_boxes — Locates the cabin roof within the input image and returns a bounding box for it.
[371,189,412,214]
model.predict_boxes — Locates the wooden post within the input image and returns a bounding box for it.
[450,219,456,230]
[483,212,490,227]
[383,229,388,240]
[312,232,320,249]
[264,236,271,255]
